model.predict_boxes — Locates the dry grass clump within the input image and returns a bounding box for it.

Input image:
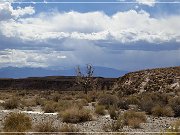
[98,94,118,109]
[3,112,32,132]
[122,110,146,128]
[95,105,106,115]
[34,119,58,132]
[59,124,79,132]
[43,101,58,113]
[127,95,140,105]
[2,97,19,109]
[61,106,92,123]
[151,105,174,117]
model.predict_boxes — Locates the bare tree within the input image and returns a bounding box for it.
[75,64,94,94]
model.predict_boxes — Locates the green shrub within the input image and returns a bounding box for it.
[168,96,180,117]
[34,119,58,132]
[95,105,106,115]
[151,105,174,117]
[2,97,19,109]
[61,106,92,123]
[98,94,118,109]
[3,113,32,132]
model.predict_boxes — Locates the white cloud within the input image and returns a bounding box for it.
[0,10,180,44]
[0,49,66,68]
[136,0,156,7]
[0,2,35,21]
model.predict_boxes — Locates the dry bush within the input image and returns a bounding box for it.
[127,95,140,105]
[98,94,118,109]
[43,101,58,113]
[21,98,36,107]
[108,106,118,120]
[2,97,19,109]
[117,98,129,110]
[34,119,58,132]
[139,96,155,114]
[95,105,105,115]
[122,110,146,128]
[61,106,92,123]
[57,100,74,113]
[103,117,124,132]
[59,124,79,132]
[51,92,61,102]
[34,96,45,106]
[3,112,32,132]
[168,96,180,117]
[151,105,174,117]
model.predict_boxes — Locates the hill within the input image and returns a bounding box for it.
[113,66,180,95]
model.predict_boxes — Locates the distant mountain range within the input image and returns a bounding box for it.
[0,67,128,78]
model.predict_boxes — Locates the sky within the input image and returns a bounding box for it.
[0,0,180,71]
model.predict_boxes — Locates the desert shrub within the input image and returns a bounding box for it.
[3,112,32,132]
[34,119,58,132]
[21,98,36,107]
[117,98,129,110]
[168,96,180,117]
[34,97,45,106]
[98,94,118,109]
[139,96,155,114]
[103,117,125,132]
[61,106,92,123]
[57,100,73,113]
[52,92,61,102]
[95,105,105,115]
[43,101,58,113]
[2,97,19,109]
[122,110,146,128]
[127,95,140,105]
[151,105,174,117]
[108,106,118,120]
[59,124,79,133]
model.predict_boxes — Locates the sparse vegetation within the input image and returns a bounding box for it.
[98,94,118,109]
[3,112,32,132]
[95,105,106,115]
[2,97,19,109]
[34,119,58,132]
[168,96,180,117]
[151,105,174,117]
[108,106,118,120]
[61,106,92,123]
[122,110,146,128]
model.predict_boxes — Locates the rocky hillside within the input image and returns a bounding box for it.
[113,66,180,95]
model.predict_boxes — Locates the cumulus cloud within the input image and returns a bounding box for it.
[0,10,180,44]
[0,49,67,68]
[135,0,156,7]
[0,2,35,21]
